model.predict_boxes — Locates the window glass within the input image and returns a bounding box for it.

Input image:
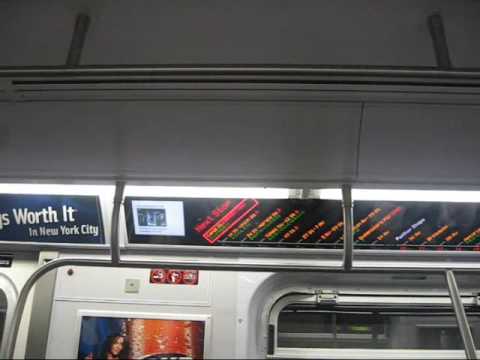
[278,304,480,350]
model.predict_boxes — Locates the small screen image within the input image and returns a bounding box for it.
[77,316,205,360]
[132,200,185,236]
[137,208,167,227]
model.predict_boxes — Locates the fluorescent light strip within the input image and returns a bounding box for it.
[0,184,290,199]
[319,188,480,203]
[1,185,478,203]
[0,183,116,197]
[124,186,291,199]
[317,189,342,200]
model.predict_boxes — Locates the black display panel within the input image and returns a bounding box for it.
[125,197,343,248]
[353,201,480,251]
[125,197,480,251]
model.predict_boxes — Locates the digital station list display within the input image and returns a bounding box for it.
[354,201,480,251]
[125,197,480,251]
[125,197,343,248]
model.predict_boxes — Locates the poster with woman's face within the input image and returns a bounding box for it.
[77,316,205,359]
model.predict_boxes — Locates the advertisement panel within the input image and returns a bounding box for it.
[77,315,205,359]
[0,194,104,244]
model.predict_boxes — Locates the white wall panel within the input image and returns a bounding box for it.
[0,101,361,183]
[47,267,238,359]
[359,103,480,186]
[54,266,212,306]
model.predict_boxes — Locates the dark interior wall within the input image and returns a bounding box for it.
[358,103,480,186]
[1,99,480,187]
[0,0,479,67]
[0,101,361,183]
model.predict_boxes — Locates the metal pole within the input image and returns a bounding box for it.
[428,12,452,70]
[66,13,90,66]
[342,184,353,271]
[111,181,125,265]
[445,270,477,359]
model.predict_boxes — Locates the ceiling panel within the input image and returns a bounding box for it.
[1,0,478,67]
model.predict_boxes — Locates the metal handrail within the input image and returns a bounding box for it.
[342,185,353,271]
[2,181,479,358]
[110,181,125,265]
[446,270,478,359]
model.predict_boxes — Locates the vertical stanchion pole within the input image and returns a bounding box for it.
[342,185,353,271]
[111,181,125,266]
[445,270,477,359]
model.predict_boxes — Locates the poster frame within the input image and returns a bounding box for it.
[73,309,212,359]
[0,193,109,249]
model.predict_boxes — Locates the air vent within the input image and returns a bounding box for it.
[2,65,480,101]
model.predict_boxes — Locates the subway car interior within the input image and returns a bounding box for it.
[1,1,480,359]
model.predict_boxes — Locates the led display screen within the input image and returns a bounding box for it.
[354,201,480,251]
[125,197,343,248]
[125,197,480,251]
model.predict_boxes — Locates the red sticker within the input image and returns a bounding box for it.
[150,269,199,285]
[167,270,183,284]
[150,269,167,284]
[182,270,199,285]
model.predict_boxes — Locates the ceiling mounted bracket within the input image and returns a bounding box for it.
[66,13,91,66]
[428,12,453,70]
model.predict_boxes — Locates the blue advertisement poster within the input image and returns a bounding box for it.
[0,194,104,244]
